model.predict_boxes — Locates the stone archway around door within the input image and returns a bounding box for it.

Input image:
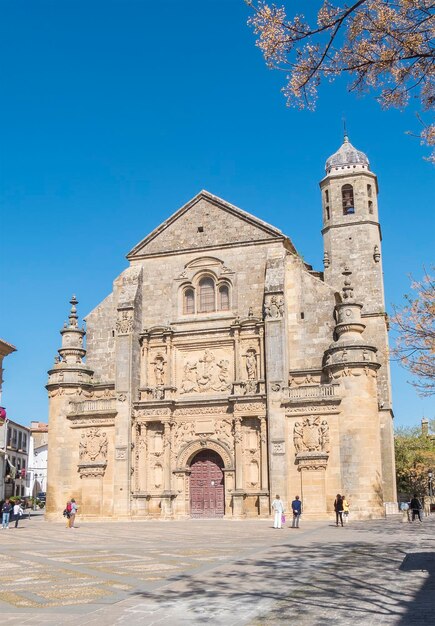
[190,449,225,519]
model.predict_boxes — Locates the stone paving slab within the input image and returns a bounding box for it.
[0,514,434,624]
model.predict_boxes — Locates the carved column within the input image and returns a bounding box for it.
[166,333,173,388]
[260,417,268,490]
[232,415,245,518]
[142,338,149,388]
[259,416,270,516]
[234,416,243,490]
[259,327,265,380]
[234,326,241,381]
[161,420,174,518]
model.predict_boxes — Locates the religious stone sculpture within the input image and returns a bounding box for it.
[154,356,165,386]
[246,349,257,380]
[293,416,330,454]
[79,428,108,463]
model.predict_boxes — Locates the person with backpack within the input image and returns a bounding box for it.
[68,498,78,528]
[64,500,72,527]
[1,499,13,529]
[334,494,344,527]
[410,494,423,523]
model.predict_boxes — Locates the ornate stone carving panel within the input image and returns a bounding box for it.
[293,416,330,454]
[116,309,134,335]
[79,428,108,462]
[178,348,233,394]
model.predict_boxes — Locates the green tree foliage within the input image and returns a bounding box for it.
[395,423,435,495]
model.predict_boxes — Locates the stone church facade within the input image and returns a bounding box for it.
[46,137,397,521]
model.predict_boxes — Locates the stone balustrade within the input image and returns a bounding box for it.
[69,398,117,415]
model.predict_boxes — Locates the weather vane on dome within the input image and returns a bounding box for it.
[342,116,348,142]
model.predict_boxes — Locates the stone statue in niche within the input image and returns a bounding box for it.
[153,356,165,386]
[293,416,330,454]
[246,349,257,380]
[79,428,108,463]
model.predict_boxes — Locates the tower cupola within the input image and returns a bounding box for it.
[58,295,86,365]
[325,135,370,175]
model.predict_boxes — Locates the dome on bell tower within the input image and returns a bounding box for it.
[325,135,369,174]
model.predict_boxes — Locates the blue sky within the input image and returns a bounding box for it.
[1,0,433,428]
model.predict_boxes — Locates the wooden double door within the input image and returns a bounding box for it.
[190,450,225,518]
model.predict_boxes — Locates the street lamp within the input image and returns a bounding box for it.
[428,471,433,499]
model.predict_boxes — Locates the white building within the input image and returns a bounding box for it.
[0,338,17,500]
[28,421,48,498]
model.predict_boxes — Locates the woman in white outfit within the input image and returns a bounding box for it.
[271,494,284,529]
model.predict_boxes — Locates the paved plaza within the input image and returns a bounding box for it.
[0,512,434,625]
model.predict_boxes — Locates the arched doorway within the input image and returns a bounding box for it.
[190,449,225,518]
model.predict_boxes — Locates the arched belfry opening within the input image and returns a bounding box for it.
[189,449,225,518]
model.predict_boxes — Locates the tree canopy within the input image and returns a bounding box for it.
[246,1,435,161]
[395,422,435,495]
[392,269,435,396]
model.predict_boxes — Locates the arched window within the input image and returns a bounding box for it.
[325,206,330,220]
[342,184,355,214]
[368,200,373,214]
[218,285,230,311]
[367,184,372,198]
[325,190,329,203]
[183,288,195,314]
[199,277,215,313]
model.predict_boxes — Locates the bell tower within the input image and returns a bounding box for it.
[320,135,397,507]
[320,134,383,310]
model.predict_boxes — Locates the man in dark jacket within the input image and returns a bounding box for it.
[291,495,302,528]
[1,499,13,529]
[410,494,423,523]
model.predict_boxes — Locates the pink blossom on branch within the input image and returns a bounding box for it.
[246,1,435,159]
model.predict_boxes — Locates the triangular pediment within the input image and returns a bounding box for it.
[127,191,290,259]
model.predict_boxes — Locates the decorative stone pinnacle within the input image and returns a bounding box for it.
[342,266,354,301]
[69,295,79,327]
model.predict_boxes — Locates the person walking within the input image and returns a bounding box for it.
[271,495,284,529]
[68,498,78,528]
[1,499,13,529]
[410,494,423,523]
[334,494,344,527]
[291,495,302,528]
[13,500,24,528]
[65,500,72,527]
[342,495,350,524]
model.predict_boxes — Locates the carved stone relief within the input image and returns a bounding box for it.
[116,309,134,335]
[264,295,284,320]
[79,428,108,462]
[180,349,232,394]
[293,416,330,454]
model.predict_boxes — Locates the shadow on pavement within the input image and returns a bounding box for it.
[130,539,418,624]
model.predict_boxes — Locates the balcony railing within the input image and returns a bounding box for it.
[287,384,339,401]
[69,398,116,415]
